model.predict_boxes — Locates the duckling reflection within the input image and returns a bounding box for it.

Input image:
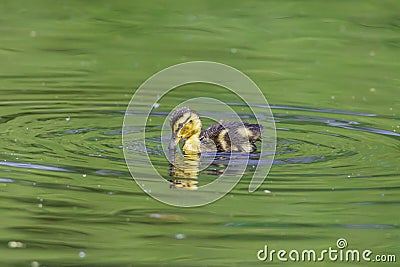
[168,151,263,190]
[168,107,263,154]
[168,152,222,190]
[169,153,200,190]
[204,153,263,176]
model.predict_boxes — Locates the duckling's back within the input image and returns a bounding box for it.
[200,122,263,153]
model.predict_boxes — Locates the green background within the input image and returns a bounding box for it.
[0,1,399,266]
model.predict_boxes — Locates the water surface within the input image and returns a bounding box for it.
[1,1,399,266]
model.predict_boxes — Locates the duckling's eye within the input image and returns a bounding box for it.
[189,119,193,123]
[178,123,183,129]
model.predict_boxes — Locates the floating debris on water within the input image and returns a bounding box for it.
[148,213,185,222]
[8,241,25,248]
[174,233,186,240]
[149,213,162,219]
[263,189,271,194]
[79,251,86,258]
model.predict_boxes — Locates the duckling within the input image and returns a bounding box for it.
[168,107,263,154]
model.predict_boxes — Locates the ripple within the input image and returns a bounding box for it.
[0,161,74,172]
[222,222,398,229]
[0,100,398,192]
[270,104,377,117]
[0,178,14,183]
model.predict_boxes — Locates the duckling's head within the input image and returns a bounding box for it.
[168,107,202,150]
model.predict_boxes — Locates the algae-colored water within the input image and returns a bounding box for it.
[0,1,399,266]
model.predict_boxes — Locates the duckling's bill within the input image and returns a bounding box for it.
[168,134,181,150]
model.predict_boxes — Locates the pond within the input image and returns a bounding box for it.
[0,1,399,266]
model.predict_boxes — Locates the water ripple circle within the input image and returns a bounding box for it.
[122,61,276,207]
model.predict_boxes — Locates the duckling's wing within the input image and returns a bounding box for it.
[201,122,263,152]
[200,123,225,152]
[226,122,263,152]
[200,123,222,140]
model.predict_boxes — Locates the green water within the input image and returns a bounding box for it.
[1,1,399,266]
